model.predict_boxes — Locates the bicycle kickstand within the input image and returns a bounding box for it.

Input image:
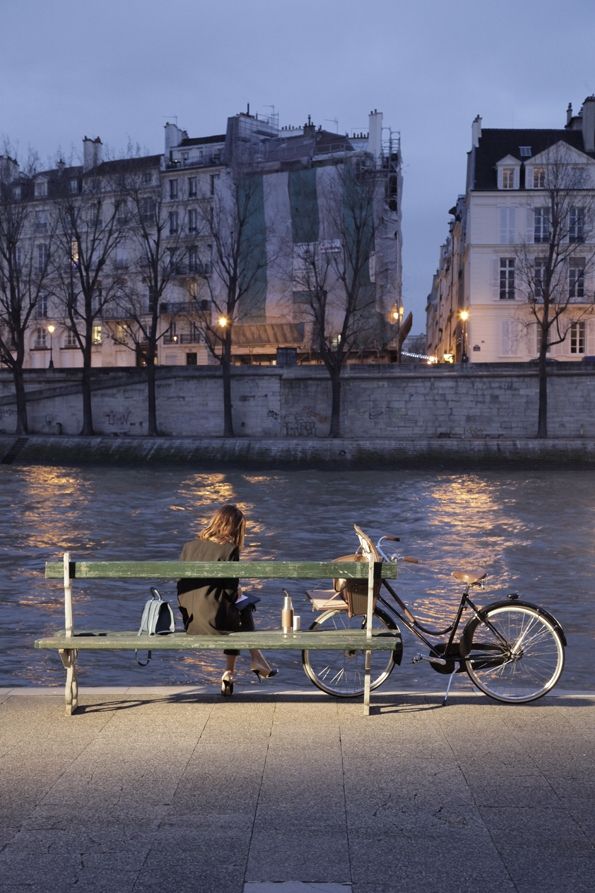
[442,669,457,706]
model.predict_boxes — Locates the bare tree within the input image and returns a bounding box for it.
[515,143,595,437]
[190,170,269,436]
[0,151,54,433]
[53,170,126,434]
[106,167,181,435]
[294,160,387,436]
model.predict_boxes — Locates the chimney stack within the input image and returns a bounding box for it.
[367,109,383,162]
[83,136,102,171]
[580,96,595,154]
[471,115,482,149]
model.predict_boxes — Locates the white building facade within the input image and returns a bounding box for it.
[1,108,402,370]
[427,97,595,364]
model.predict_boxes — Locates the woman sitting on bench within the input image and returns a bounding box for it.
[177,504,277,696]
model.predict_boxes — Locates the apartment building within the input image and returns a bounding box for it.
[0,108,402,370]
[427,97,595,363]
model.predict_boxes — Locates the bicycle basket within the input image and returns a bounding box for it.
[333,553,379,618]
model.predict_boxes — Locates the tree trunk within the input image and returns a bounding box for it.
[222,332,234,437]
[329,369,342,438]
[146,358,158,436]
[12,366,28,435]
[537,352,548,438]
[80,358,94,436]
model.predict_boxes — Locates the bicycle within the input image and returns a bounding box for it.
[301,524,566,704]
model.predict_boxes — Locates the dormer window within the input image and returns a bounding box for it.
[34,179,48,198]
[501,168,515,190]
[496,157,520,190]
[519,146,532,158]
[532,167,546,189]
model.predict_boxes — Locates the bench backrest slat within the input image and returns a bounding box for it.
[45,560,397,581]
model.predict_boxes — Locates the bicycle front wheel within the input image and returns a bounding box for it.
[463,604,565,703]
[302,608,400,698]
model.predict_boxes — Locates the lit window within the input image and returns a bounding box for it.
[70,239,79,266]
[499,257,515,300]
[570,321,586,354]
[92,324,102,345]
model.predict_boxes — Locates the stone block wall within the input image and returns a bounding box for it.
[0,364,594,439]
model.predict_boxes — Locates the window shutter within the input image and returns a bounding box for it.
[491,257,500,300]
[525,207,534,243]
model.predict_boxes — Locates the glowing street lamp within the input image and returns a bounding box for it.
[47,323,55,369]
[217,314,230,329]
[458,308,470,363]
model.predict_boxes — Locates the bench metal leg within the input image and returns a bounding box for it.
[59,649,78,715]
[363,649,371,715]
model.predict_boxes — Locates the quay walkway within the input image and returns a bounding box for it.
[0,685,594,892]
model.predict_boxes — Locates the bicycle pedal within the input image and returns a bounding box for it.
[412,652,447,666]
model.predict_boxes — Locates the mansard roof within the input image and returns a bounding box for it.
[473,128,589,190]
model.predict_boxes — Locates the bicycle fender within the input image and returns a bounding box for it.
[461,598,567,653]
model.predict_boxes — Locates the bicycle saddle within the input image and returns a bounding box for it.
[452,570,487,585]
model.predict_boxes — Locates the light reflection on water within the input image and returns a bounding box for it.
[1,464,593,691]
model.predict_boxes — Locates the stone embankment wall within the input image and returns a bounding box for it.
[0,364,594,440]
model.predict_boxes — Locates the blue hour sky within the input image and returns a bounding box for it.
[1,0,594,331]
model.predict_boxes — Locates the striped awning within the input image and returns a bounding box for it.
[232,322,305,347]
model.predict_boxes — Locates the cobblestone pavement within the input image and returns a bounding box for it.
[1,686,594,893]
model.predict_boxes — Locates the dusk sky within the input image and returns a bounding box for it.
[1,0,594,331]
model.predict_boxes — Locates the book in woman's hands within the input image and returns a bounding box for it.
[235,593,261,609]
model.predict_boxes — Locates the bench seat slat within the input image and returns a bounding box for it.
[44,560,397,580]
[35,630,400,651]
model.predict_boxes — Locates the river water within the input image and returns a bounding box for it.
[1,463,593,693]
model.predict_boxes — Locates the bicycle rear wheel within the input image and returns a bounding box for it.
[302,608,400,698]
[463,604,564,703]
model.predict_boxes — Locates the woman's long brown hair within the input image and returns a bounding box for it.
[199,504,245,547]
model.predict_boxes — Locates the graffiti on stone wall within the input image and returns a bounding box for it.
[105,409,132,428]
[284,410,321,437]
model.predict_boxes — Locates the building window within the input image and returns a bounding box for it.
[532,168,546,189]
[92,324,102,345]
[501,168,515,190]
[65,329,78,348]
[70,178,80,195]
[34,327,47,348]
[142,171,152,185]
[570,321,586,354]
[499,257,515,300]
[210,174,218,196]
[569,206,585,243]
[188,177,197,198]
[188,208,198,232]
[569,259,585,301]
[70,239,79,267]
[186,352,198,366]
[34,179,48,198]
[534,207,551,243]
[140,197,154,221]
[169,179,178,200]
[35,295,49,319]
[519,146,532,158]
[169,211,178,235]
[188,246,198,272]
[36,243,49,274]
[499,207,516,243]
[534,257,547,299]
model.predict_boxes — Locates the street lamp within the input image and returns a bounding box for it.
[47,323,55,369]
[391,304,405,363]
[217,314,230,329]
[458,309,470,363]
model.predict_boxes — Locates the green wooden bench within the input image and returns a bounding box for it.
[36,553,398,715]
